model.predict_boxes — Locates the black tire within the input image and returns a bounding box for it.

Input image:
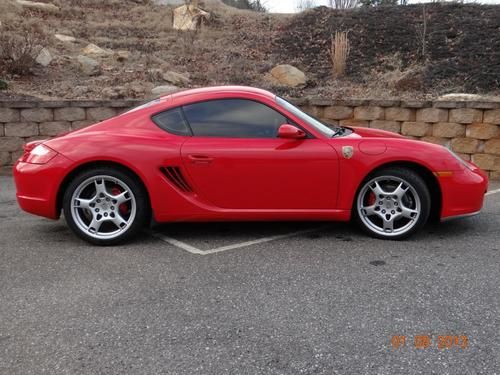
[63,167,149,246]
[353,167,431,240]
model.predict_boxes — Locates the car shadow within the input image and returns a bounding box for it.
[26,216,483,248]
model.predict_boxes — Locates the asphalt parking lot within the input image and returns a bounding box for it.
[1,176,499,375]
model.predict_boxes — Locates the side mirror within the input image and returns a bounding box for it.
[278,124,306,139]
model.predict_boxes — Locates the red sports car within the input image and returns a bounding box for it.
[14,86,488,245]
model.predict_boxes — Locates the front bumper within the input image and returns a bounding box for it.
[13,154,71,219]
[439,166,488,220]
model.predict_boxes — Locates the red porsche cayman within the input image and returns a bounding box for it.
[14,86,488,245]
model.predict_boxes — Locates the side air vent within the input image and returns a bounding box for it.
[160,166,193,192]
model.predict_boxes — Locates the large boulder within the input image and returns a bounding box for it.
[77,55,101,76]
[151,85,180,96]
[268,65,306,87]
[35,48,53,67]
[439,93,500,102]
[162,71,191,86]
[16,0,59,13]
[82,43,112,57]
[55,34,77,43]
[173,4,210,31]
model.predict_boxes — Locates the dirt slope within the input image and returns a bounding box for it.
[1,1,499,100]
[274,3,500,93]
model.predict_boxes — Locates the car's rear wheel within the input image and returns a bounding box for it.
[354,168,431,240]
[63,167,149,245]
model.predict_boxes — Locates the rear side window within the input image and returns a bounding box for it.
[182,99,287,138]
[152,108,191,136]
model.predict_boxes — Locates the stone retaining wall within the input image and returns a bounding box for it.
[0,100,144,173]
[1,98,499,179]
[300,98,500,180]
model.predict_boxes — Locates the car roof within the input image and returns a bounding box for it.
[167,86,276,100]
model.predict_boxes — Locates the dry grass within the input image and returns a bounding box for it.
[360,54,428,95]
[0,0,285,99]
[2,0,450,101]
[330,31,350,78]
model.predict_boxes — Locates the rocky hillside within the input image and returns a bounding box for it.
[0,0,499,100]
[0,0,288,100]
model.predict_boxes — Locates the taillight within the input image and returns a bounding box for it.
[20,144,58,164]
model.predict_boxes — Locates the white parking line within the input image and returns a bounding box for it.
[153,233,206,255]
[486,188,500,196]
[154,188,500,255]
[153,226,326,255]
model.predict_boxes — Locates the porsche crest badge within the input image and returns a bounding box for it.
[342,146,354,159]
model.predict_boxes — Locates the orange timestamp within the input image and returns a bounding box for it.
[391,335,469,350]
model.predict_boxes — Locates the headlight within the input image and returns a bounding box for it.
[20,144,58,164]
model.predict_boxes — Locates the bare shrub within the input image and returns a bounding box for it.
[330,31,350,78]
[0,21,48,76]
[415,4,428,59]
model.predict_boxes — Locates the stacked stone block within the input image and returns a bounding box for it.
[0,100,144,172]
[303,98,500,179]
[1,98,500,179]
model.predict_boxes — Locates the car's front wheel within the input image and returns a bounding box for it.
[354,168,431,240]
[63,167,149,245]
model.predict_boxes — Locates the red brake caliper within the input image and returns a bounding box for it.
[367,192,376,206]
[111,186,129,216]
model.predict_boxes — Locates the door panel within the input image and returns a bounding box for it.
[181,138,339,210]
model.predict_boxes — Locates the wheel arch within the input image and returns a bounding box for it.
[356,161,442,222]
[56,160,152,219]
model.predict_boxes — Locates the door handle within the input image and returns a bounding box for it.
[188,154,214,164]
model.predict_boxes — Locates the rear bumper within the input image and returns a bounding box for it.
[439,166,488,220]
[13,154,71,219]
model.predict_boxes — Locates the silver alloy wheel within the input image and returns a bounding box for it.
[70,175,137,240]
[357,176,421,237]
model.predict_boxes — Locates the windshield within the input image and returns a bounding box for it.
[276,97,337,138]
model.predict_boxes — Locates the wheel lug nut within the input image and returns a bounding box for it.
[96,199,101,203]
[391,210,395,214]
[104,213,108,217]
[106,198,110,202]
[382,210,386,213]
[379,201,383,205]
[95,208,99,212]
[110,206,115,210]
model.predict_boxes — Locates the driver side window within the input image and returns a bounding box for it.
[182,99,287,138]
